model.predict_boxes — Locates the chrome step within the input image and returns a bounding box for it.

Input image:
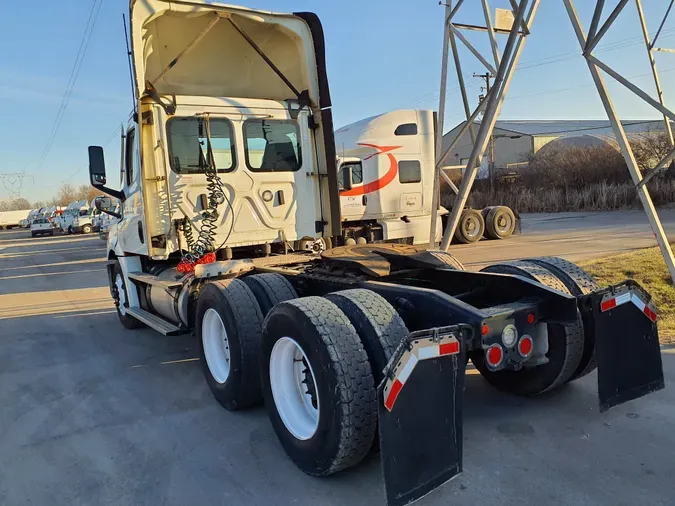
[127,271,185,290]
[125,307,184,336]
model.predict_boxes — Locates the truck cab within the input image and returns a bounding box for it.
[89,0,338,262]
[335,110,443,245]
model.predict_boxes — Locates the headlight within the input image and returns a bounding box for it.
[501,324,518,347]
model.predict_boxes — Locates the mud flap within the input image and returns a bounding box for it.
[378,326,469,506]
[583,281,664,412]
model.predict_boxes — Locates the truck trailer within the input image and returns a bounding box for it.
[88,2,664,504]
[0,209,32,230]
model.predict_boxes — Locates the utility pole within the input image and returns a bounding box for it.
[474,72,495,190]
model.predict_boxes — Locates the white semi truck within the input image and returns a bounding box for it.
[88,2,664,504]
[335,109,517,245]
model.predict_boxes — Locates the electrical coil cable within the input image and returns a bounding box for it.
[178,115,234,272]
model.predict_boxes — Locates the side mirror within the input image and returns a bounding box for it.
[95,196,112,211]
[95,196,121,220]
[340,165,353,191]
[89,146,107,186]
[87,146,125,202]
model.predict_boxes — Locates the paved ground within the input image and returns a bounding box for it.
[452,209,675,269]
[1,212,675,505]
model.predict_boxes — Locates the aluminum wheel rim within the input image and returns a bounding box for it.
[464,215,481,239]
[496,212,513,233]
[202,308,231,384]
[115,274,127,316]
[269,337,320,441]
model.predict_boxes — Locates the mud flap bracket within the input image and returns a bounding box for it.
[378,325,469,506]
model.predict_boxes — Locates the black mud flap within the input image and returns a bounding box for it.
[583,280,664,412]
[378,326,469,506]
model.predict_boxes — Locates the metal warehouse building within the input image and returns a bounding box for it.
[442,119,670,176]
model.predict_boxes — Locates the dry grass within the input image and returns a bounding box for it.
[580,247,675,344]
[447,180,675,213]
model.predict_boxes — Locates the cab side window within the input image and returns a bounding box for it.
[125,128,136,187]
[399,160,422,183]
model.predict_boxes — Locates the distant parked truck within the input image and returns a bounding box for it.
[0,209,32,230]
[335,110,518,245]
[71,198,102,234]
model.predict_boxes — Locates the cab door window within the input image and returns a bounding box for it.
[338,162,363,190]
[125,128,136,187]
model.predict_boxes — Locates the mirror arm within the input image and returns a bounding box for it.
[101,209,122,220]
[94,185,125,202]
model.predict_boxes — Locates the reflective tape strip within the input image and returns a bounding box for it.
[418,339,460,360]
[600,291,658,322]
[383,336,460,412]
[397,353,419,384]
[384,353,418,411]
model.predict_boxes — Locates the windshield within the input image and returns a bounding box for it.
[167,117,235,174]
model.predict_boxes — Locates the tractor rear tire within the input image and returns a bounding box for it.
[196,279,264,410]
[242,273,298,317]
[526,256,600,380]
[325,289,408,385]
[485,206,516,240]
[261,297,377,476]
[426,250,465,270]
[475,260,585,395]
[454,209,485,244]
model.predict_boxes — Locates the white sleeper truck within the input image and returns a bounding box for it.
[89,2,664,504]
[335,109,517,245]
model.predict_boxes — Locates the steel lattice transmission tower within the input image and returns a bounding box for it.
[0,171,33,201]
[431,0,675,283]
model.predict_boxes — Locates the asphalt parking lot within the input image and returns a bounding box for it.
[1,214,675,505]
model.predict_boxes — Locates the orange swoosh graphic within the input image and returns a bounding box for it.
[341,143,402,196]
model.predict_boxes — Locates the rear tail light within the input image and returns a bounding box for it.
[518,335,533,358]
[486,344,504,368]
[527,313,536,324]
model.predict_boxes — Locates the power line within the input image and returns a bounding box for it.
[33,0,104,174]
[61,124,123,184]
[404,29,675,111]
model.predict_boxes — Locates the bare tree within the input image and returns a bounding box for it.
[0,198,32,211]
[56,184,77,206]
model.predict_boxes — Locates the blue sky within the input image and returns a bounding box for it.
[1,0,674,202]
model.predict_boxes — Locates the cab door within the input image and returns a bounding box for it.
[338,161,366,220]
[118,125,148,255]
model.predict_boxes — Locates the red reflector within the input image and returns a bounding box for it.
[601,298,617,312]
[384,379,404,411]
[644,306,658,322]
[481,324,490,336]
[486,345,503,367]
[439,341,460,356]
[518,336,533,357]
[527,313,535,324]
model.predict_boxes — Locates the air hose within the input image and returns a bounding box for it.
[178,116,224,272]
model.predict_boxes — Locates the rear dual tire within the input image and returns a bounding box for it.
[261,297,378,476]
[475,258,596,395]
[483,206,516,240]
